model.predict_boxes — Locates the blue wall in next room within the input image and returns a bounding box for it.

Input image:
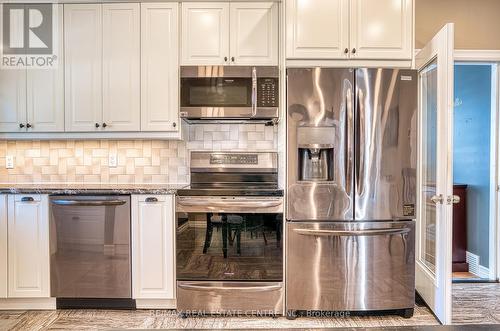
[453,64,492,268]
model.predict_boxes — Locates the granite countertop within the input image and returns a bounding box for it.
[0,183,189,195]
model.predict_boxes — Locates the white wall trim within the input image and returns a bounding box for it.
[135,299,176,309]
[466,251,490,279]
[0,298,56,310]
[454,50,500,62]
[490,63,499,280]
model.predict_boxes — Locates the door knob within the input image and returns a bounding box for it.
[447,195,461,205]
[430,194,444,204]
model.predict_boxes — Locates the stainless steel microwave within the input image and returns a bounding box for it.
[180,66,279,123]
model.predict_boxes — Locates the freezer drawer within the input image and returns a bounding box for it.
[286,221,415,312]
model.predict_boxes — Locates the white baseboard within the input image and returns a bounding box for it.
[0,298,56,310]
[135,299,176,309]
[466,251,490,278]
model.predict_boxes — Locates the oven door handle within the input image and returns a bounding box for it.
[293,227,410,237]
[51,199,127,206]
[177,198,282,209]
[178,283,282,292]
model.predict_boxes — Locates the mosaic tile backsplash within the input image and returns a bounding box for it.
[0,124,278,184]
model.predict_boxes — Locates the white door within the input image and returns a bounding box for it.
[350,0,413,60]
[181,2,230,65]
[102,3,140,132]
[415,24,455,325]
[229,2,278,65]
[7,195,50,298]
[64,4,103,132]
[26,4,65,133]
[0,69,26,132]
[131,195,175,299]
[141,3,179,132]
[285,0,349,59]
[0,195,7,298]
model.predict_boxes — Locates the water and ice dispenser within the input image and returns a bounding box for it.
[297,127,334,182]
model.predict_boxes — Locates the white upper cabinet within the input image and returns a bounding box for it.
[7,195,50,298]
[181,3,230,65]
[182,2,278,66]
[26,5,65,133]
[230,2,278,65]
[0,70,26,132]
[286,0,413,60]
[64,4,103,132]
[350,0,412,59]
[102,3,141,132]
[132,195,175,300]
[0,195,7,298]
[286,0,349,59]
[141,3,179,132]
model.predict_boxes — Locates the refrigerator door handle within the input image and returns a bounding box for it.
[293,227,411,237]
[345,83,354,197]
[355,90,365,196]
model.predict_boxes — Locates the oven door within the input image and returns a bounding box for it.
[176,196,283,282]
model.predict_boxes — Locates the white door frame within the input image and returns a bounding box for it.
[454,50,500,281]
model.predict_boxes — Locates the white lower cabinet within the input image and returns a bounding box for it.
[0,195,7,298]
[7,195,50,298]
[132,195,175,302]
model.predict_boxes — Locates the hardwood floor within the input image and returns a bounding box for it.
[0,283,497,329]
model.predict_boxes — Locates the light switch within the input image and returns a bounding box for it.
[109,154,117,168]
[6,155,14,169]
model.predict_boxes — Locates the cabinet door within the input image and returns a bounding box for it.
[141,3,179,132]
[350,0,413,60]
[27,4,64,133]
[132,195,175,299]
[0,70,26,132]
[181,3,230,65]
[230,2,278,65]
[7,195,50,298]
[64,4,102,132]
[0,195,6,298]
[102,3,140,132]
[286,0,349,59]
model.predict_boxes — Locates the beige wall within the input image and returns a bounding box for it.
[416,0,500,50]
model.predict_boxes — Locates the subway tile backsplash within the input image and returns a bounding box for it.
[0,124,278,184]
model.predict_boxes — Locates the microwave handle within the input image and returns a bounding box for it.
[251,67,257,117]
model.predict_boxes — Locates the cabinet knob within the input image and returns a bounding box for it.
[95,123,100,128]
[19,123,25,128]
[145,197,158,203]
[231,57,235,62]
[344,48,349,54]
[352,48,356,54]
[224,56,228,62]
[102,123,108,128]
[172,122,177,128]
[26,123,32,129]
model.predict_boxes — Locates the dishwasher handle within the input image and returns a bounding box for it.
[293,227,410,237]
[51,199,127,206]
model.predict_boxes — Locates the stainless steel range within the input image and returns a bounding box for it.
[176,152,284,316]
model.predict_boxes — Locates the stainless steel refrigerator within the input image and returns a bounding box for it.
[286,68,417,318]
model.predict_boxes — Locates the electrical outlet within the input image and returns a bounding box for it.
[6,155,14,169]
[109,154,117,168]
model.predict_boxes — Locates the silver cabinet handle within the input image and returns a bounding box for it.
[294,227,410,237]
[52,199,126,206]
[21,196,34,202]
[178,283,281,292]
[145,197,158,203]
[430,194,444,204]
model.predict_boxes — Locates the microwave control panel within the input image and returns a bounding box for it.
[257,78,279,108]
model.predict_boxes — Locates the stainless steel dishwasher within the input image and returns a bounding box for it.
[49,195,133,309]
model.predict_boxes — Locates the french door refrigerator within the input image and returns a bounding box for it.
[286,68,417,317]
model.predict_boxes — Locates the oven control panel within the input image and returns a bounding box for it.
[210,154,258,165]
[257,78,278,108]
